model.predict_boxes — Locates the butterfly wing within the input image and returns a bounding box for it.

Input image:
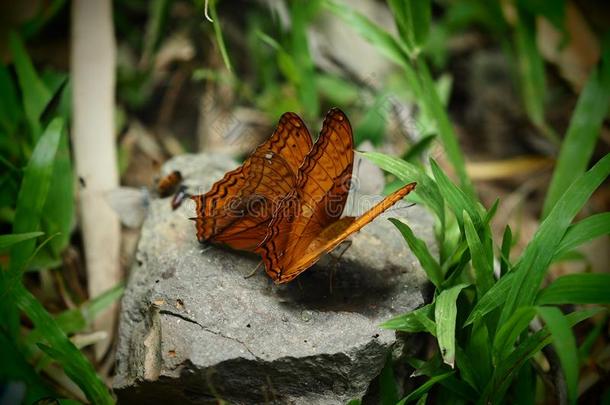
[257,108,354,280]
[275,182,417,283]
[191,112,313,250]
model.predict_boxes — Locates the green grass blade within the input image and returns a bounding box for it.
[464,272,513,326]
[430,159,480,229]
[500,225,512,276]
[578,315,606,362]
[483,307,602,401]
[360,151,445,225]
[42,125,74,260]
[379,355,399,405]
[315,73,360,106]
[0,330,54,403]
[323,0,471,194]
[512,362,536,405]
[323,0,410,68]
[388,0,431,56]
[500,153,610,327]
[9,118,64,278]
[0,232,43,250]
[208,0,232,72]
[390,218,443,287]
[517,0,566,32]
[256,31,301,85]
[290,1,319,119]
[542,45,610,217]
[554,212,610,260]
[537,306,578,405]
[513,9,547,133]
[455,346,481,395]
[381,303,435,334]
[83,283,125,322]
[419,62,474,196]
[142,0,169,67]
[435,283,469,367]
[402,134,436,163]
[0,63,22,134]
[8,32,52,138]
[354,92,391,145]
[492,306,536,365]
[536,273,610,305]
[409,356,478,399]
[12,283,113,404]
[23,283,125,371]
[397,372,454,404]
[463,211,494,295]
[464,321,492,392]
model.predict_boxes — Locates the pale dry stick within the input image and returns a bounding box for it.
[71,0,121,359]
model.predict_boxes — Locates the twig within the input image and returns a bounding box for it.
[71,0,121,359]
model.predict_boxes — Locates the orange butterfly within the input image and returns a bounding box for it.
[191,112,312,251]
[192,108,416,283]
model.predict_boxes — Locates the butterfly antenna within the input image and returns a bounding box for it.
[386,201,417,215]
[244,260,263,279]
[328,240,352,295]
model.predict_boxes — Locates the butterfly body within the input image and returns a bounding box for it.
[191,108,416,284]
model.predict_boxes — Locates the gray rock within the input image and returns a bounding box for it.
[114,154,434,404]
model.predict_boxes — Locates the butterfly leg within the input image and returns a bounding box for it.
[328,239,352,294]
[243,260,263,279]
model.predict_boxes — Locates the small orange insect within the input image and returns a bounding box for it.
[157,170,182,197]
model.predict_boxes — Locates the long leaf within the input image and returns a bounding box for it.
[435,283,469,367]
[361,151,445,226]
[543,45,610,217]
[499,153,610,327]
[388,0,431,56]
[13,283,113,404]
[398,372,454,404]
[8,32,52,138]
[483,307,602,401]
[419,63,474,196]
[0,232,43,251]
[464,272,514,326]
[409,356,478,399]
[536,273,610,305]
[513,6,548,134]
[380,355,399,405]
[554,212,610,259]
[492,306,536,365]
[323,0,410,69]
[0,330,53,403]
[430,159,480,229]
[208,0,232,72]
[390,218,443,287]
[463,211,494,295]
[9,118,64,278]
[290,1,319,118]
[0,63,22,134]
[381,303,435,334]
[500,225,512,276]
[464,321,492,392]
[42,124,74,260]
[537,307,578,405]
